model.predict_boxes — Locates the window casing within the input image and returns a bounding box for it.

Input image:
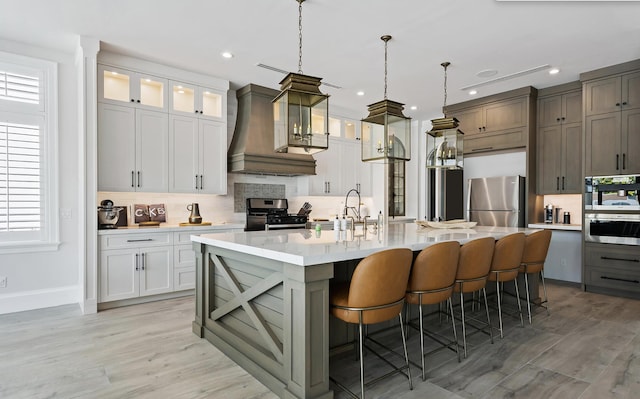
[0,51,58,253]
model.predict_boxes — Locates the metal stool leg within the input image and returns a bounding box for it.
[358,314,365,399]
[541,270,550,315]
[482,288,493,344]
[419,300,425,381]
[398,312,413,390]
[524,272,532,324]
[514,278,524,327]
[448,298,460,362]
[460,291,467,358]
[496,279,503,338]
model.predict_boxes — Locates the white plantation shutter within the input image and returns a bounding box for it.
[0,50,57,251]
[0,120,42,232]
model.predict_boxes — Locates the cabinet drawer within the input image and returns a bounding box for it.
[100,232,173,250]
[174,230,218,245]
[584,266,640,293]
[585,243,640,270]
[463,128,527,154]
[174,266,196,291]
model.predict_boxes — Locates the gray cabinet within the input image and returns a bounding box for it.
[583,66,640,176]
[537,86,582,194]
[584,242,640,297]
[444,87,535,154]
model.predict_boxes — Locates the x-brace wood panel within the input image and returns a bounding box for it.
[209,252,284,363]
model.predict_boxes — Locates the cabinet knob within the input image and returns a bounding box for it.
[623,101,628,106]
[556,118,561,122]
[482,126,486,131]
[194,110,198,114]
[200,110,203,114]
[131,99,135,102]
[616,103,621,106]
[136,99,140,103]
[478,127,482,132]
[561,117,565,121]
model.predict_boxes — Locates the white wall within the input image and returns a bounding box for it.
[0,39,80,314]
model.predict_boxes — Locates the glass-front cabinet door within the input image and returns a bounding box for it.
[98,64,167,111]
[169,80,223,120]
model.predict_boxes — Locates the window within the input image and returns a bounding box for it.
[388,160,405,217]
[0,51,58,253]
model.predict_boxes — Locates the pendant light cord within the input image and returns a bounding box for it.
[381,35,391,100]
[298,0,303,74]
[441,61,450,109]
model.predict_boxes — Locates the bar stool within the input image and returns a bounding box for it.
[520,229,552,324]
[487,233,526,338]
[454,237,495,358]
[405,241,460,381]
[330,248,413,399]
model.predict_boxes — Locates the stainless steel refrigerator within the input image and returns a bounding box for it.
[466,175,525,227]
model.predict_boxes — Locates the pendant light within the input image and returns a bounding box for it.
[426,62,464,169]
[361,35,411,162]
[273,0,330,155]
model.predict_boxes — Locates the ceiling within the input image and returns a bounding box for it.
[1,0,639,121]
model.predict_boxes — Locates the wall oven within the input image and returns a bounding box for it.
[585,175,639,211]
[585,213,640,246]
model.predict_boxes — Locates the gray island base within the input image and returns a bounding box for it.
[191,224,540,399]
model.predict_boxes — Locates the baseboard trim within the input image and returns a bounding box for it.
[0,285,80,315]
[97,290,194,311]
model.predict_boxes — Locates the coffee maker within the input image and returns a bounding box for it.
[544,204,554,224]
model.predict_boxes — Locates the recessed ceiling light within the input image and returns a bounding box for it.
[410,106,417,110]
[477,69,498,78]
[469,90,478,95]
[221,52,233,59]
[357,91,365,96]
[549,68,560,75]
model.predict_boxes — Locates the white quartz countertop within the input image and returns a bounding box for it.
[98,223,244,235]
[192,224,540,266]
[527,223,582,232]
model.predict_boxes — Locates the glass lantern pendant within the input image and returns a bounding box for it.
[273,0,329,155]
[426,62,464,169]
[361,35,411,162]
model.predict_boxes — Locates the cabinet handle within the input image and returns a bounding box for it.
[141,253,145,270]
[136,99,140,103]
[601,256,639,263]
[616,154,619,170]
[199,110,203,114]
[131,99,135,103]
[556,117,560,122]
[327,182,330,193]
[194,110,199,114]
[199,175,203,190]
[616,102,621,107]
[482,126,486,131]
[562,176,565,190]
[127,238,154,242]
[471,147,493,152]
[131,171,135,188]
[623,153,626,170]
[135,253,139,271]
[601,276,639,284]
[623,101,628,106]
[478,127,482,132]
[561,117,565,121]
[556,177,559,191]
[137,171,141,187]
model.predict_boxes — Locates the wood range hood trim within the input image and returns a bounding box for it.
[228,83,317,176]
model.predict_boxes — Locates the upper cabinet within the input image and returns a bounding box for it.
[98,65,168,111]
[582,62,640,176]
[536,84,582,194]
[444,87,536,155]
[96,52,229,194]
[584,71,640,116]
[168,80,224,121]
[309,137,371,197]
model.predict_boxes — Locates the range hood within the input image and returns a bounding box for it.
[228,84,316,175]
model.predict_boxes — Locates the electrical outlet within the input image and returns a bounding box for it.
[0,276,7,288]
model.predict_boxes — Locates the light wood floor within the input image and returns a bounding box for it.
[1,282,639,398]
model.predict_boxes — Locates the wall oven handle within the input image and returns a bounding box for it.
[601,256,639,263]
[601,276,640,284]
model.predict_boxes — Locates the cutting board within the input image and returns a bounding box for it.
[179,222,212,226]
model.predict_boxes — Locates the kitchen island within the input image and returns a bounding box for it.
[191,224,539,399]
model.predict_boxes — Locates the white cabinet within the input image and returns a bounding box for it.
[168,115,226,194]
[169,80,224,121]
[98,64,168,111]
[99,232,173,303]
[98,103,169,192]
[309,138,371,196]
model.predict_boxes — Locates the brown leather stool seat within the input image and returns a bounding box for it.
[453,237,495,358]
[487,232,526,338]
[519,229,552,324]
[405,241,460,381]
[330,248,414,399]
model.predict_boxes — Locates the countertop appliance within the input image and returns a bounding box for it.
[467,175,525,227]
[585,175,639,211]
[97,199,125,229]
[245,198,308,231]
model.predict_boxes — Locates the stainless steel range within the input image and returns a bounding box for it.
[245,198,308,231]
